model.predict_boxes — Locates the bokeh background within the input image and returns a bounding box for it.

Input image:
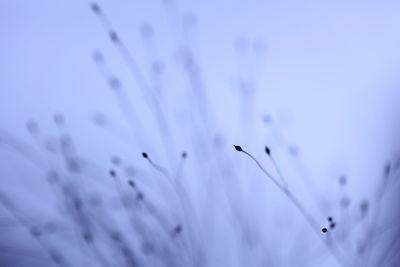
[1,0,400,266]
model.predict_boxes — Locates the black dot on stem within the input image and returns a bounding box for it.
[234,145,243,152]
[90,3,101,13]
[128,180,135,188]
[109,31,119,43]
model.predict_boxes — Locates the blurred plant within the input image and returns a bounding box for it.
[0,2,399,267]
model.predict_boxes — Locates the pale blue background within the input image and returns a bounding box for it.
[0,0,400,266]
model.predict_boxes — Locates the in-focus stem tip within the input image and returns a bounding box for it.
[234,145,243,152]
[265,146,271,155]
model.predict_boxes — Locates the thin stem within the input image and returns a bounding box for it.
[236,147,347,267]
[269,155,289,189]
[242,150,283,190]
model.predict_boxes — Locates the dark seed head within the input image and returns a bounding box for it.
[128,180,135,188]
[53,113,65,125]
[141,242,155,254]
[92,113,107,126]
[108,76,121,90]
[73,198,83,210]
[327,217,333,222]
[46,170,60,184]
[339,175,347,186]
[151,60,164,74]
[137,192,144,201]
[322,228,328,233]
[142,152,148,158]
[340,196,351,208]
[50,251,63,264]
[109,31,119,43]
[174,224,182,233]
[265,146,271,155]
[111,156,121,166]
[162,0,175,5]
[82,232,93,243]
[66,157,81,173]
[90,3,101,13]
[26,120,39,134]
[109,169,116,177]
[92,51,103,63]
[30,227,42,237]
[384,163,391,178]
[288,145,299,157]
[360,200,369,215]
[171,224,183,237]
[121,246,133,257]
[234,145,243,152]
[330,222,336,229]
[181,152,187,158]
[110,232,122,242]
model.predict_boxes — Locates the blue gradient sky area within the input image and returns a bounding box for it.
[1,0,400,169]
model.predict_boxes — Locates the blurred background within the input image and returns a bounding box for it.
[0,0,400,266]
